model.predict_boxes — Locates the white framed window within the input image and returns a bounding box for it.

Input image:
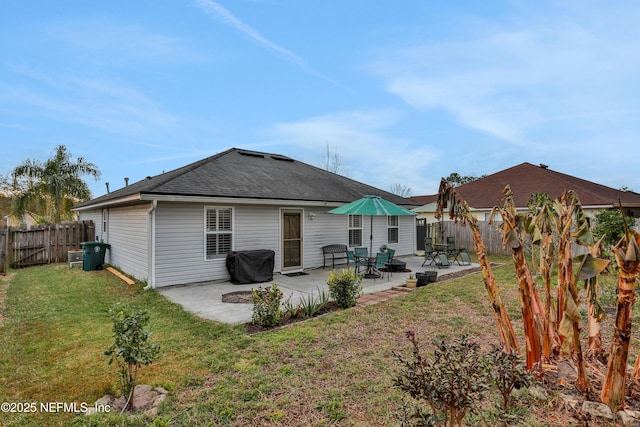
[205,207,233,259]
[348,214,362,247]
[387,216,399,243]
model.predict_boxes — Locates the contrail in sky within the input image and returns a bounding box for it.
[194,0,345,89]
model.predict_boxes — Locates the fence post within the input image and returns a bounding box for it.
[0,228,6,275]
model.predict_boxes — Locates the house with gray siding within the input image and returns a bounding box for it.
[73,148,419,288]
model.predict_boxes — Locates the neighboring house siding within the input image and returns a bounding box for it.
[106,204,149,282]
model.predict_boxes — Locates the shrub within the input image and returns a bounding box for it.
[251,283,283,327]
[592,209,635,250]
[394,332,491,427]
[103,303,161,411]
[299,286,330,317]
[488,346,535,412]
[282,295,302,319]
[326,268,362,309]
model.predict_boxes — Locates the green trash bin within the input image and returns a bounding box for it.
[81,242,111,271]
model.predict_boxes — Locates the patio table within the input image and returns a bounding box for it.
[355,255,381,279]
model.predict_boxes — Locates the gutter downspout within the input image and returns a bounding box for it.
[144,200,157,290]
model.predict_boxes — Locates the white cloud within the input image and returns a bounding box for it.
[265,110,440,195]
[0,70,176,138]
[368,2,640,152]
[194,0,344,88]
[46,20,204,66]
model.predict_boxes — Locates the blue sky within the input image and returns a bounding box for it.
[2,1,640,199]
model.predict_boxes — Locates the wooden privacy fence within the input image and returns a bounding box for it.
[0,228,6,274]
[423,220,588,257]
[425,220,507,255]
[0,221,94,271]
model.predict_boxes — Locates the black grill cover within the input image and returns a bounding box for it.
[225,250,275,284]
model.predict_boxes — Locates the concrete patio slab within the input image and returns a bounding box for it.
[157,255,479,325]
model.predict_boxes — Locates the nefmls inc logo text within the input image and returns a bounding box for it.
[40,401,111,413]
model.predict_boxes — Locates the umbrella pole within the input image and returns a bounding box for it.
[370,216,373,255]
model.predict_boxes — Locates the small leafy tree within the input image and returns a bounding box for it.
[394,332,491,427]
[251,283,284,327]
[326,268,362,309]
[444,172,485,187]
[103,303,161,411]
[592,209,635,251]
[488,346,535,411]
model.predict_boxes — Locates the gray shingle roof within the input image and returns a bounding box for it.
[75,148,418,209]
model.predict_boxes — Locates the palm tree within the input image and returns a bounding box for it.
[11,145,100,223]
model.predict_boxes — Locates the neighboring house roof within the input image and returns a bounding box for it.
[409,195,437,206]
[75,148,419,210]
[411,202,437,213]
[410,162,640,210]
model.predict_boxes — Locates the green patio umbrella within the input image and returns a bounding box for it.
[328,195,416,254]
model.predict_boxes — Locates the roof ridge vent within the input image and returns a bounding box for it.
[271,155,293,162]
[238,151,265,158]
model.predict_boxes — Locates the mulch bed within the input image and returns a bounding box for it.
[245,301,342,334]
[241,265,491,335]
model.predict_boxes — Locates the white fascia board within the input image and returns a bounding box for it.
[583,205,617,209]
[72,194,142,211]
[139,193,344,207]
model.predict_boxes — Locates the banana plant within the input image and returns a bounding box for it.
[582,235,609,356]
[490,186,544,370]
[529,192,560,359]
[553,190,592,393]
[436,179,520,353]
[600,227,640,411]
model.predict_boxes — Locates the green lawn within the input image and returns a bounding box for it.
[0,257,626,426]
